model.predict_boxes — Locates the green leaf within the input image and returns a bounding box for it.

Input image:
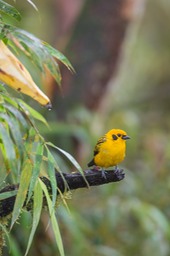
[27,142,44,203]
[18,100,48,126]
[8,233,23,256]
[43,42,75,73]
[3,94,18,108]
[0,112,24,160]
[25,180,43,256]
[46,142,83,174]
[7,115,24,159]
[0,0,21,21]
[9,29,63,85]
[16,30,62,85]
[10,29,45,71]
[0,190,17,200]
[26,0,38,11]
[0,169,8,186]
[4,103,28,130]
[39,179,65,256]
[44,56,61,86]
[46,142,89,187]
[0,122,17,173]
[46,148,57,207]
[11,160,33,228]
[1,23,73,90]
[0,122,15,160]
[0,83,9,94]
[0,222,9,245]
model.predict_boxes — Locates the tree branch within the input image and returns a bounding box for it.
[0,169,125,218]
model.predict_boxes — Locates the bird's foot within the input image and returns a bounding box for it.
[88,166,107,179]
[101,169,107,179]
[86,166,108,179]
[114,166,123,174]
[93,166,100,171]
[114,168,125,180]
[88,166,100,173]
[114,165,119,172]
[85,166,100,175]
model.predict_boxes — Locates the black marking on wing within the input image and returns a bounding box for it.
[87,135,107,167]
[94,135,106,156]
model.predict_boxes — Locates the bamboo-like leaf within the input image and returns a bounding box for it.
[27,143,44,203]
[18,100,48,126]
[43,42,75,73]
[0,122,15,159]
[0,170,8,187]
[0,222,10,248]
[46,142,89,187]
[44,145,69,194]
[11,160,33,228]
[0,23,7,41]
[39,179,65,256]
[0,122,17,172]
[0,112,24,160]
[2,94,19,108]
[14,30,62,85]
[1,23,73,93]
[46,142,83,174]
[8,233,23,256]
[57,189,71,214]
[25,180,43,256]
[26,0,38,11]
[3,36,18,53]
[46,148,57,207]
[11,29,49,70]
[9,29,63,85]
[44,56,61,86]
[0,0,21,21]
[0,41,51,108]
[4,103,28,129]
[0,103,6,115]
[11,33,44,72]
[0,190,17,200]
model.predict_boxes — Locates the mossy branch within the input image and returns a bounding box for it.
[0,169,125,218]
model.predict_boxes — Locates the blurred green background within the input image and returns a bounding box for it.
[4,0,170,255]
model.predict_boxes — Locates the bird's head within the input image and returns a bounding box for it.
[106,129,130,142]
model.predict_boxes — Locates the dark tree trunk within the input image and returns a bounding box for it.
[50,0,136,117]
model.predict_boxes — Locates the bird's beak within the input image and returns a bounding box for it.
[122,135,130,140]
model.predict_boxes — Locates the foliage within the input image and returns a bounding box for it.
[22,0,170,256]
[1,0,170,256]
[0,1,78,256]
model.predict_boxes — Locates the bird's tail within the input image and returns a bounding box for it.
[87,159,95,167]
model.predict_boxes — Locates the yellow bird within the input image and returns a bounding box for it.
[88,129,130,171]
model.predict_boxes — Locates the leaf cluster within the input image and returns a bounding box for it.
[0,1,77,256]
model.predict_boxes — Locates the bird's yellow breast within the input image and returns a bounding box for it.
[94,138,126,168]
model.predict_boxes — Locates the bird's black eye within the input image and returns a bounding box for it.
[112,134,118,140]
[117,134,121,137]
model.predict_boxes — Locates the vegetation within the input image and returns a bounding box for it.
[0,1,80,255]
[1,0,170,256]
